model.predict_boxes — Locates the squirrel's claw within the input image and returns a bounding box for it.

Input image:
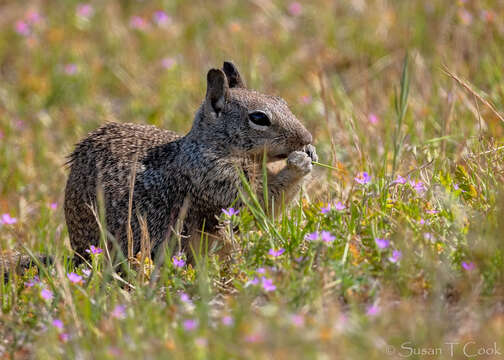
[304,144,318,163]
[287,151,313,175]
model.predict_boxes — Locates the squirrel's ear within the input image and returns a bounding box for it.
[206,69,229,116]
[223,61,245,88]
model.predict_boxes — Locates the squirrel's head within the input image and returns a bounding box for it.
[190,61,313,161]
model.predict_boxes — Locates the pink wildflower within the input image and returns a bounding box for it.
[222,315,234,326]
[183,319,198,331]
[172,256,185,268]
[130,16,148,30]
[111,305,126,319]
[161,57,176,70]
[321,204,331,214]
[366,304,380,316]
[85,245,103,255]
[14,20,30,36]
[368,113,379,124]
[288,2,302,16]
[321,231,335,243]
[1,214,17,225]
[67,272,82,284]
[153,11,172,27]
[462,261,476,272]
[261,277,276,292]
[305,231,319,241]
[375,238,390,249]
[334,201,346,211]
[77,3,94,18]
[52,319,64,330]
[40,288,53,301]
[355,172,371,185]
[393,175,407,185]
[268,248,285,257]
[388,250,402,263]
[64,64,78,75]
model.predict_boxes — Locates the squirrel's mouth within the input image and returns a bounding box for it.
[271,153,288,160]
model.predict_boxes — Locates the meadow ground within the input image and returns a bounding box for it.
[1,1,504,359]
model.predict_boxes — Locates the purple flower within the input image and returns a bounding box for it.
[366,304,380,316]
[14,20,30,36]
[393,175,407,185]
[300,95,312,105]
[256,267,266,274]
[375,238,390,249]
[64,64,78,75]
[268,248,285,257]
[50,202,58,210]
[25,276,40,287]
[246,277,259,287]
[355,172,371,185]
[172,256,185,268]
[1,213,17,225]
[183,319,198,331]
[222,315,234,326]
[334,201,346,211]
[305,231,319,241]
[388,250,402,263]
[25,11,42,25]
[82,269,91,277]
[40,288,53,301]
[244,333,263,343]
[67,272,83,284]
[290,314,305,327]
[195,337,207,347]
[222,207,239,217]
[320,204,331,214]
[130,16,148,30]
[459,9,473,25]
[419,218,426,225]
[424,232,434,241]
[59,333,70,342]
[368,113,379,124]
[426,209,439,215]
[410,180,426,195]
[52,319,64,330]
[294,256,305,263]
[321,231,335,243]
[76,3,94,18]
[462,261,476,272]
[288,2,303,16]
[153,11,172,27]
[85,245,103,255]
[261,277,276,292]
[161,57,176,70]
[179,292,192,304]
[111,304,126,319]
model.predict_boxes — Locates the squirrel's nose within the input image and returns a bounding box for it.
[299,128,312,146]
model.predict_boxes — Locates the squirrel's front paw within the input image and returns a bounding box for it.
[304,144,318,163]
[287,151,313,175]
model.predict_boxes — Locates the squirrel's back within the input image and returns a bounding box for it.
[64,122,181,257]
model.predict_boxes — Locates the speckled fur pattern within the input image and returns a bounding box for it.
[64,62,317,261]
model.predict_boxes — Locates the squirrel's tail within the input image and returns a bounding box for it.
[1,250,53,282]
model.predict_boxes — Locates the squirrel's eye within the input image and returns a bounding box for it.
[248,111,271,127]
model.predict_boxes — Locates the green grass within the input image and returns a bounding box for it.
[1,0,504,358]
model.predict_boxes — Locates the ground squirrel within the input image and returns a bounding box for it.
[64,61,317,262]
